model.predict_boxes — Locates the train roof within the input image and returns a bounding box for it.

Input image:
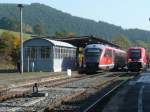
[85,44,106,49]
[85,44,126,53]
[128,47,146,50]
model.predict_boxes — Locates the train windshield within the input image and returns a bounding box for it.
[85,48,102,57]
[130,49,141,59]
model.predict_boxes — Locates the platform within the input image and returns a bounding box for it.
[103,71,150,112]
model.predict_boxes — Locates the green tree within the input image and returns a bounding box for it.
[0,38,7,55]
[1,3,150,41]
[0,17,19,31]
[33,23,44,35]
[55,31,66,37]
[55,30,75,38]
[67,32,76,37]
[10,35,20,65]
[0,31,20,65]
[23,24,33,34]
[0,32,14,62]
[134,40,148,48]
[113,34,132,50]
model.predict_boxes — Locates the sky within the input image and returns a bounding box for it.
[0,0,150,31]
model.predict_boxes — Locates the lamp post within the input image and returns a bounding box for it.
[17,4,24,74]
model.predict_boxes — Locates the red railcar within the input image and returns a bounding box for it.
[84,44,126,73]
[127,47,149,71]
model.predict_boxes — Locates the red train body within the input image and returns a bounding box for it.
[127,47,149,71]
[84,44,126,73]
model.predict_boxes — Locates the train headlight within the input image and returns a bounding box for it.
[83,64,86,67]
[128,59,132,62]
[138,59,143,61]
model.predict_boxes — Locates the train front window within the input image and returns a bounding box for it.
[85,48,101,57]
[130,49,141,59]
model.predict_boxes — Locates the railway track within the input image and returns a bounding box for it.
[49,72,138,112]
[83,80,128,112]
[82,72,139,112]
[0,75,70,102]
[0,72,132,111]
[48,72,135,112]
[0,72,111,102]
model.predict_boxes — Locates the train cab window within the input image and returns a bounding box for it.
[85,48,101,57]
[130,49,141,59]
[104,50,112,57]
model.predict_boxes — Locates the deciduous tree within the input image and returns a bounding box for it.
[33,23,44,35]
[0,31,20,65]
[113,34,132,50]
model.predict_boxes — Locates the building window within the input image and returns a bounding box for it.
[41,46,50,59]
[25,46,38,59]
[25,47,29,59]
[71,48,75,58]
[31,47,37,59]
[54,47,76,59]
[55,47,59,58]
[25,47,38,60]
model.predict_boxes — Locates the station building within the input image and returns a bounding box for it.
[23,38,76,72]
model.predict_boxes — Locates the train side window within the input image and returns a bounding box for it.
[104,50,112,57]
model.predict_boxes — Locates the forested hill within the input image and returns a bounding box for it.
[0,3,150,41]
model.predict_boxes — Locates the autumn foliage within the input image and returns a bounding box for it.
[0,31,21,66]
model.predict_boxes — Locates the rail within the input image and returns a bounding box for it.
[83,79,129,112]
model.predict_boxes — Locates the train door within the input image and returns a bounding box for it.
[143,49,149,68]
[143,49,147,65]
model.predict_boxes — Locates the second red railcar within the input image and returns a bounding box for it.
[127,47,149,71]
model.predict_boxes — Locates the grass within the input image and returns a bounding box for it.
[0,72,52,81]
[0,72,49,80]
[0,72,55,88]
[0,29,32,40]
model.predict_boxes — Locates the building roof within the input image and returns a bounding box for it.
[31,35,121,48]
[24,38,76,48]
[56,36,120,48]
[45,38,76,48]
